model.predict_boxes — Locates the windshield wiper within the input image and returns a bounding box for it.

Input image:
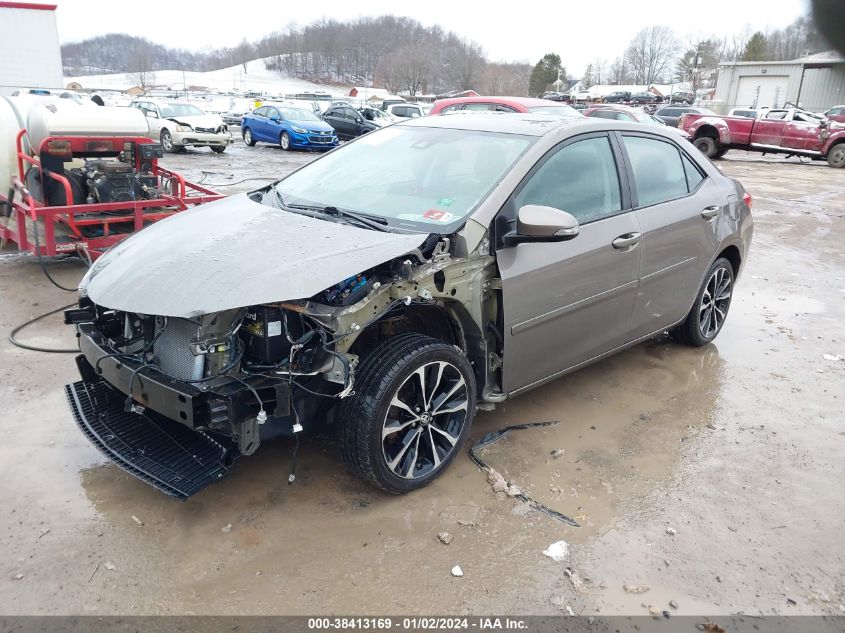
[290,203,390,232]
[268,189,391,232]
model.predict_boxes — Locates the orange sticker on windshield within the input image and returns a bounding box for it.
[423,209,454,222]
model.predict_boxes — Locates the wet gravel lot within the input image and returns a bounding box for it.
[1,136,843,616]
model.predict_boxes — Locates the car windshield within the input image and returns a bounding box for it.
[279,107,319,121]
[271,125,535,232]
[159,103,205,117]
[527,104,581,117]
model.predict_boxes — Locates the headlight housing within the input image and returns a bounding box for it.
[175,125,192,132]
[290,125,308,134]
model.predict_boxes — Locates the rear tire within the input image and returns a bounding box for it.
[714,148,729,159]
[673,258,734,346]
[243,127,255,146]
[827,142,845,168]
[693,136,718,159]
[338,333,476,494]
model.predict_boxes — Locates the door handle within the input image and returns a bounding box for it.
[701,205,720,220]
[612,232,641,250]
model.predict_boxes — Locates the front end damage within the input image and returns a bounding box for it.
[65,235,502,498]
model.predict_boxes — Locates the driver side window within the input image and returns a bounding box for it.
[514,135,622,225]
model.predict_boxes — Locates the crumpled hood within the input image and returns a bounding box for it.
[166,114,225,129]
[82,193,426,317]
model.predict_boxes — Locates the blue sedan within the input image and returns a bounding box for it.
[242,104,338,151]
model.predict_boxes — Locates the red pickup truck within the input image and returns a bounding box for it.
[680,107,845,168]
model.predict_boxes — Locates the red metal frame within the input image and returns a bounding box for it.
[0,129,225,259]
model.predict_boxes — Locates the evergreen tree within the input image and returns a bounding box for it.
[741,32,769,61]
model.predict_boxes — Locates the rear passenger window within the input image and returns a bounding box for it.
[464,103,494,111]
[623,136,688,207]
[515,136,622,224]
[682,153,705,191]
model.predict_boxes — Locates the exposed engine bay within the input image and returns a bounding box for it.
[66,230,501,497]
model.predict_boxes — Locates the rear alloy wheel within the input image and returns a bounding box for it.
[160,129,175,153]
[673,257,734,346]
[243,127,255,146]
[693,136,718,159]
[338,333,476,494]
[280,131,291,151]
[828,143,845,168]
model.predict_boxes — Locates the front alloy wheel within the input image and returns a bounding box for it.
[160,129,174,152]
[339,333,476,493]
[381,360,469,480]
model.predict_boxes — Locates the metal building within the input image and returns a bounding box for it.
[0,2,63,97]
[714,51,845,114]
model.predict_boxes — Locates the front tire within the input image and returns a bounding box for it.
[160,129,175,153]
[673,258,734,346]
[827,142,845,168]
[694,136,719,159]
[338,333,476,494]
[211,145,226,154]
[280,131,291,151]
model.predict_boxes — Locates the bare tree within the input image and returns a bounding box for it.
[625,26,681,84]
[608,56,629,84]
[591,58,608,85]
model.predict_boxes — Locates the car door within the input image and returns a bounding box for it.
[783,111,823,151]
[323,107,342,137]
[249,107,268,141]
[619,133,722,337]
[753,110,790,146]
[137,101,163,137]
[265,107,283,142]
[496,133,642,393]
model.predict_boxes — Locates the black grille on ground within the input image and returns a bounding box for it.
[65,380,230,499]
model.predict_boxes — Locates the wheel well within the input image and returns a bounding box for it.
[350,304,462,356]
[695,125,719,141]
[349,302,487,396]
[718,245,741,276]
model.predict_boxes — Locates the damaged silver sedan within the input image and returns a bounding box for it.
[64,113,753,498]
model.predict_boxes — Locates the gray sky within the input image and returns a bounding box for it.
[54,0,812,75]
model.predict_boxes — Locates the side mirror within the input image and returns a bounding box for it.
[503,205,579,247]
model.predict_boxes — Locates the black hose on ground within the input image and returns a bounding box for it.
[8,225,89,353]
[8,303,79,353]
[469,421,581,527]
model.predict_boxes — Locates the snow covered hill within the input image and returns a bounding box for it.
[64,58,350,97]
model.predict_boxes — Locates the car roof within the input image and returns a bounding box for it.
[434,96,571,109]
[399,111,669,139]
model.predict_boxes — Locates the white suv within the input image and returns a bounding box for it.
[130,99,232,153]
